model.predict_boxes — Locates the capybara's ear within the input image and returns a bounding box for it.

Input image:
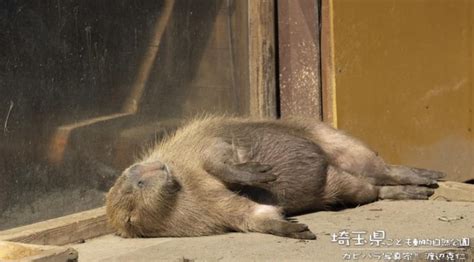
[127,160,167,176]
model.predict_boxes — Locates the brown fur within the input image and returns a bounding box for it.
[106,116,445,239]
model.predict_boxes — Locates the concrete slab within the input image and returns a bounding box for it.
[72,200,473,261]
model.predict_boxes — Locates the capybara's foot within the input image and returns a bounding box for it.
[379,185,435,200]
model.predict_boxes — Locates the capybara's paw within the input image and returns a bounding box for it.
[408,167,446,180]
[379,185,435,200]
[387,165,446,186]
[233,162,276,185]
[263,219,316,240]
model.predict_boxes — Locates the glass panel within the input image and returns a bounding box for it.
[0,0,249,229]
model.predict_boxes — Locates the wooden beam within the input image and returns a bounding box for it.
[0,207,111,246]
[277,0,322,119]
[248,0,277,118]
[0,241,78,261]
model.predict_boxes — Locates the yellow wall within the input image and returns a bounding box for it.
[332,0,473,181]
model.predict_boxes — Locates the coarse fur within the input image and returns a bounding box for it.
[106,116,445,239]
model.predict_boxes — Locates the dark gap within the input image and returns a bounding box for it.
[316,0,323,120]
[273,0,281,118]
[464,179,474,184]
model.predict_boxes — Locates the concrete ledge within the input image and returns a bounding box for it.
[430,181,474,202]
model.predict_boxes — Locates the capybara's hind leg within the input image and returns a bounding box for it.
[303,121,389,183]
[323,166,379,207]
[323,167,436,207]
[302,120,446,186]
[384,165,446,186]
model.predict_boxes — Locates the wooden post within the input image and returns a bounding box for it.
[248,0,277,118]
[277,0,322,120]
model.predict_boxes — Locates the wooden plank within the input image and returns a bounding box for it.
[0,207,111,246]
[230,0,250,115]
[0,241,78,261]
[320,0,337,127]
[277,0,322,119]
[248,0,277,118]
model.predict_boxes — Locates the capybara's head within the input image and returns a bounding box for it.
[106,160,181,237]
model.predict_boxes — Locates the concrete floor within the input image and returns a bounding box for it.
[72,200,473,261]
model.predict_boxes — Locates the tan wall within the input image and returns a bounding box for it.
[330,0,473,181]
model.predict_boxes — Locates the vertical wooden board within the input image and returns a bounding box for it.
[331,0,473,181]
[321,0,337,127]
[248,0,277,118]
[278,0,322,119]
[231,0,251,116]
[471,0,474,172]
